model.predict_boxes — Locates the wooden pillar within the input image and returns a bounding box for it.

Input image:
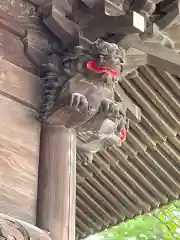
[36,125,76,240]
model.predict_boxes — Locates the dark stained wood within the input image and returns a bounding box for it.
[0,0,42,226]
[0,94,40,224]
[131,0,147,11]
[0,59,40,108]
[0,28,39,75]
[30,0,51,7]
[0,0,39,25]
[1,1,179,240]
[23,29,50,68]
[81,0,103,9]
[120,34,180,76]
[43,0,144,44]
[82,11,143,41]
[0,16,25,38]
[37,125,76,240]
[0,0,47,74]
[43,2,79,47]
[0,213,52,240]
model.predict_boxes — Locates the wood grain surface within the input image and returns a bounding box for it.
[0,59,40,108]
[37,125,76,240]
[0,94,40,224]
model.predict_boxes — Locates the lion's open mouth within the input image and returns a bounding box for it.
[87,61,120,77]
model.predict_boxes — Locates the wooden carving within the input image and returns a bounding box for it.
[118,0,180,76]
[41,0,147,47]
[0,214,51,240]
[38,37,141,163]
[36,0,180,163]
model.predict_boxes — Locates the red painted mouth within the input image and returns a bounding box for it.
[87,61,120,77]
[120,127,127,142]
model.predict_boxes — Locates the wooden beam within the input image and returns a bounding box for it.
[83,11,145,41]
[120,35,180,76]
[43,2,79,47]
[36,125,76,240]
[105,0,125,16]
[0,0,41,75]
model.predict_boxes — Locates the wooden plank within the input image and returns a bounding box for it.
[0,0,39,26]
[43,2,79,47]
[0,28,39,75]
[0,0,45,73]
[0,59,40,108]
[37,125,76,240]
[0,94,40,224]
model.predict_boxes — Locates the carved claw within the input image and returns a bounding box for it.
[99,99,119,116]
[69,93,88,111]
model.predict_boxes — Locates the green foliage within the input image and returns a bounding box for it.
[86,201,180,240]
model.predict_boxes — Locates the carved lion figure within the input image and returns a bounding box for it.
[38,38,137,159]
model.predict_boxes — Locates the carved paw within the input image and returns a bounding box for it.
[99,99,119,116]
[69,93,88,112]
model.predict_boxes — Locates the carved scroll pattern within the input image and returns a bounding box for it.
[0,218,30,240]
[0,214,52,240]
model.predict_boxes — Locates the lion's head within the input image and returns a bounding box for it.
[75,38,124,81]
